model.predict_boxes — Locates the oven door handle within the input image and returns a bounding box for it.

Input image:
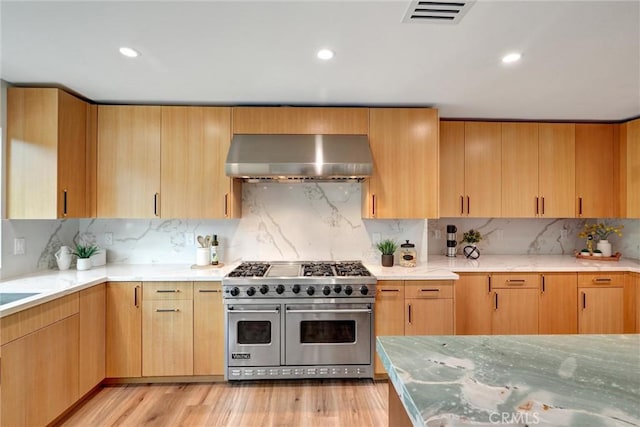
[285,308,372,314]
[227,308,280,314]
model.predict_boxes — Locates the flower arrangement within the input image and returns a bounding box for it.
[460,229,482,245]
[578,222,623,242]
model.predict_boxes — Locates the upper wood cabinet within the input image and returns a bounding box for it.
[97,105,161,218]
[161,106,241,218]
[538,123,576,217]
[232,106,369,134]
[7,87,88,218]
[619,118,640,218]
[364,108,439,219]
[575,123,616,218]
[440,121,500,217]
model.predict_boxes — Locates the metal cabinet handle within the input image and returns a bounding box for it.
[466,196,470,215]
[372,195,376,217]
[157,289,180,293]
[63,189,68,216]
[224,193,229,217]
[578,197,583,216]
[198,289,221,293]
[379,289,400,293]
[535,196,539,215]
[541,275,546,294]
[408,303,412,324]
[460,195,464,215]
[487,275,492,293]
[506,279,526,286]
[286,309,372,314]
[134,285,140,308]
[592,278,612,284]
[494,292,499,310]
[156,308,180,312]
[541,197,545,215]
[154,193,160,217]
[228,308,280,314]
[582,292,586,309]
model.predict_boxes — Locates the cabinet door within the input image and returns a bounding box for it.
[501,123,539,217]
[374,281,405,375]
[79,283,106,394]
[161,106,239,218]
[539,123,575,218]
[575,123,615,217]
[492,289,539,335]
[440,121,466,217]
[106,282,142,378]
[538,273,578,334]
[579,287,623,334]
[454,273,493,335]
[620,119,640,218]
[193,282,225,376]
[405,298,453,335]
[1,315,79,426]
[464,122,501,217]
[97,105,161,218]
[143,299,194,376]
[367,108,439,219]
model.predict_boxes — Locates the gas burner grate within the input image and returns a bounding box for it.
[302,262,335,277]
[228,262,271,277]
[334,262,372,277]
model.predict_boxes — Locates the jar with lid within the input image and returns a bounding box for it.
[399,240,417,267]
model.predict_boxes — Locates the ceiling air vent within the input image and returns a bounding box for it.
[402,1,476,24]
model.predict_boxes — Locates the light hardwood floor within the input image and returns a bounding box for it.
[57,380,389,426]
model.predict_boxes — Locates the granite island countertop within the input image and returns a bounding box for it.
[377,335,640,427]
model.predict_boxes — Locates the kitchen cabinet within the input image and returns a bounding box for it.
[161,106,241,219]
[501,123,576,218]
[538,273,578,334]
[575,123,616,218]
[374,281,405,375]
[106,282,142,378]
[454,273,493,335]
[405,281,454,335]
[142,281,194,376]
[79,283,106,395]
[97,105,161,218]
[232,106,369,135]
[439,121,501,217]
[1,312,79,426]
[578,272,624,334]
[619,118,640,218]
[7,87,88,219]
[193,281,225,376]
[364,108,439,219]
[491,273,538,335]
[623,272,638,333]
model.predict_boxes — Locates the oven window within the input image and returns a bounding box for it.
[300,320,356,344]
[237,321,271,344]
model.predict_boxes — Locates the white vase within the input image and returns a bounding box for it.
[597,240,612,257]
[76,258,92,271]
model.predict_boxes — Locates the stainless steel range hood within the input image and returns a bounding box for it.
[225,134,373,182]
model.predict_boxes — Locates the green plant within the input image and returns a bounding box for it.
[376,239,398,255]
[460,229,482,245]
[72,244,100,259]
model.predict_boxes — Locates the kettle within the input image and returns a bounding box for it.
[55,246,73,271]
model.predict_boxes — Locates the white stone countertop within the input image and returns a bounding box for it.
[1,255,639,317]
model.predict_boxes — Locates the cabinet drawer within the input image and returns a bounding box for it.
[143,282,193,300]
[376,282,405,300]
[405,281,453,299]
[491,273,539,289]
[577,272,624,287]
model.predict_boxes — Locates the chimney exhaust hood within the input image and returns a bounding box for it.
[225,134,373,182]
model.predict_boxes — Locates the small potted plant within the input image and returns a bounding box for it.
[376,239,398,267]
[460,229,482,259]
[72,244,100,271]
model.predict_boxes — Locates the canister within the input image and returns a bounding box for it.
[399,240,417,267]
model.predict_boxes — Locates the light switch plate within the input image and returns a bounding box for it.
[14,238,25,255]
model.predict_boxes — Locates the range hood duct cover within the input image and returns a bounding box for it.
[226,134,373,182]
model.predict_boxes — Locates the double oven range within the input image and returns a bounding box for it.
[222,261,377,380]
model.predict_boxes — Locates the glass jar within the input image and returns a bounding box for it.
[399,240,417,267]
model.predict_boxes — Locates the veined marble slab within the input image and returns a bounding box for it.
[377,335,640,427]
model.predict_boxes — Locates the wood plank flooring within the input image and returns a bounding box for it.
[57,380,388,427]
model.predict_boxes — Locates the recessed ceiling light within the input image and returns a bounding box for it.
[119,47,140,58]
[502,52,522,64]
[317,49,334,60]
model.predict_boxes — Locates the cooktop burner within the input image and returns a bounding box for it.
[227,262,271,277]
[302,262,335,277]
[334,261,372,277]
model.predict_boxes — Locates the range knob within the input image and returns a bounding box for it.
[259,285,269,295]
[344,285,353,295]
[276,284,285,294]
[359,285,369,296]
[230,287,240,297]
[322,286,331,296]
[292,284,301,294]
[333,285,342,294]
[246,287,256,296]
[306,286,315,296]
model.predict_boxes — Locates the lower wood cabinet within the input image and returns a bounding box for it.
[538,273,578,334]
[454,273,492,335]
[106,281,142,378]
[79,283,106,394]
[374,281,405,375]
[491,273,539,335]
[578,273,624,334]
[193,282,225,375]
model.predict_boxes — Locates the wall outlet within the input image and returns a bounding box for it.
[185,232,195,246]
[372,233,381,244]
[104,232,113,246]
[434,229,441,240]
[14,238,25,255]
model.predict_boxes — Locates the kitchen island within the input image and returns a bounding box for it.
[377,335,640,426]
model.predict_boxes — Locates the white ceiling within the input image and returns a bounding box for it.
[1,0,639,121]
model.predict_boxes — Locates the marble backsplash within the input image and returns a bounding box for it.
[1,182,638,278]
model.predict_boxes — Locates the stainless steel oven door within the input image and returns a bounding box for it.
[227,304,281,367]
[284,303,372,366]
